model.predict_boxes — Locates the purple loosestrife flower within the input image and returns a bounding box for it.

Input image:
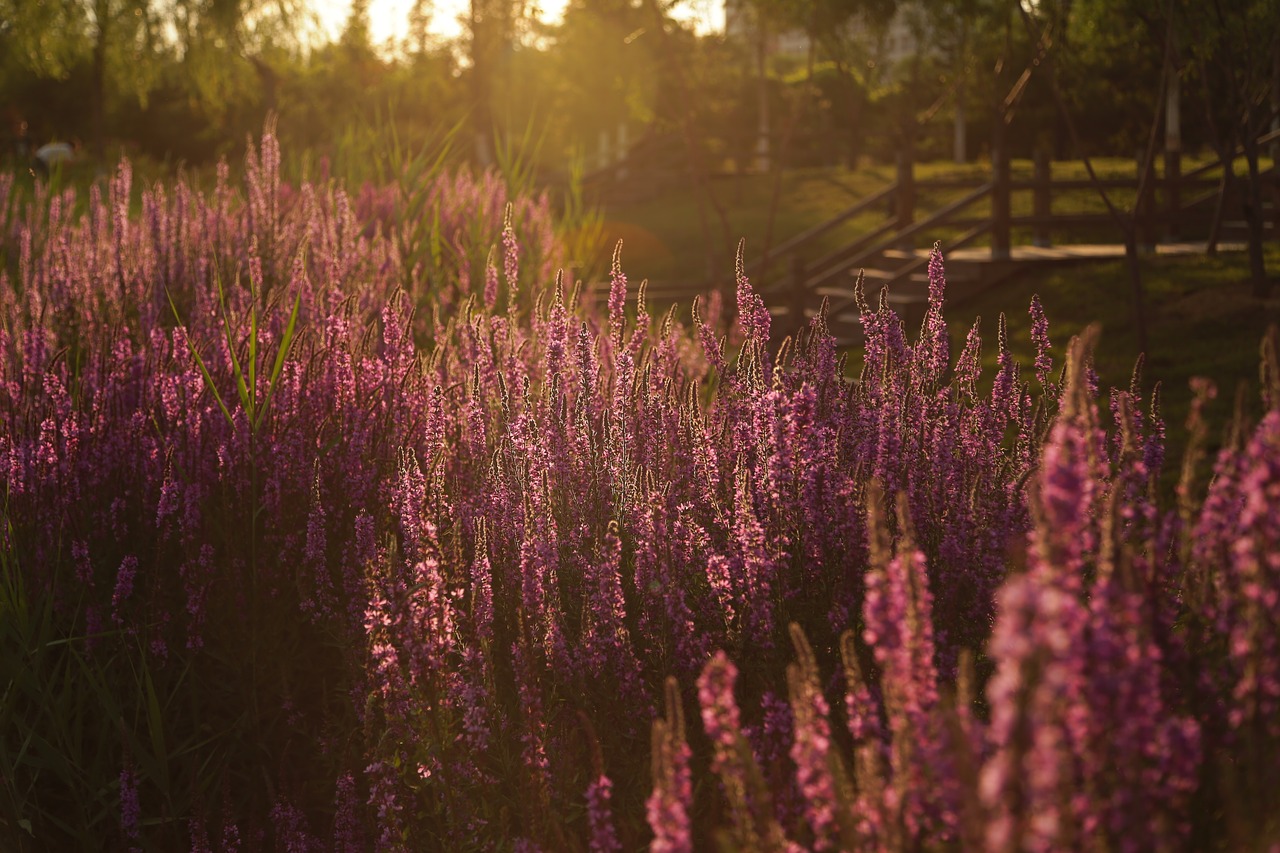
[730,468,778,651]
[469,523,495,647]
[1029,294,1055,394]
[735,243,772,347]
[913,244,949,386]
[665,506,716,674]
[394,448,430,565]
[503,204,520,312]
[518,517,569,672]
[699,653,750,821]
[862,490,953,842]
[839,631,888,848]
[747,690,800,829]
[693,295,726,374]
[608,241,627,348]
[991,313,1019,424]
[407,556,455,679]
[647,678,693,853]
[1143,385,1166,485]
[189,814,213,853]
[786,625,844,851]
[1034,418,1097,587]
[332,774,362,853]
[366,761,408,853]
[954,317,983,401]
[512,637,552,798]
[1218,411,1280,737]
[111,555,138,625]
[1031,332,1106,592]
[586,774,622,853]
[485,249,500,312]
[269,797,315,853]
[581,523,646,707]
[980,574,1084,853]
[1073,575,1201,849]
[302,472,328,617]
[120,762,141,849]
[698,651,792,851]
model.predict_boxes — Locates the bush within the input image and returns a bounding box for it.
[1,131,1277,850]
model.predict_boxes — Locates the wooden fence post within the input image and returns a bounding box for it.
[789,256,808,334]
[895,149,915,251]
[992,144,1011,260]
[1033,149,1051,248]
[1273,166,1280,242]
[1136,149,1155,253]
[1164,147,1181,242]
[1165,66,1181,243]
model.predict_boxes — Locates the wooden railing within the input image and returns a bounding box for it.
[745,133,1279,328]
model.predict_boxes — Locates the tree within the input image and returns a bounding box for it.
[0,0,161,157]
[1065,0,1277,299]
[0,0,306,159]
[1175,0,1279,298]
[467,0,532,164]
[539,0,659,165]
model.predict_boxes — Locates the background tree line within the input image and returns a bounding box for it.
[1,0,1275,184]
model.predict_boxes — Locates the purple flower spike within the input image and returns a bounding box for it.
[1029,295,1055,393]
[586,774,622,853]
[647,679,693,853]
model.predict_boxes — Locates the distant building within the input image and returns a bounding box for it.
[722,0,929,70]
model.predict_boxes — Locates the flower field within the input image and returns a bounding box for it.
[1,132,1278,851]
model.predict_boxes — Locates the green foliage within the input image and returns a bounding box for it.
[0,540,191,850]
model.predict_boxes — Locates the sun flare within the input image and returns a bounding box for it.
[312,0,572,45]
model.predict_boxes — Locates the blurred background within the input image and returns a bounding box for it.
[1,0,1277,299]
[2,0,1274,176]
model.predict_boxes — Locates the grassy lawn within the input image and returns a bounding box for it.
[602,158,1280,472]
[597,155,1274,285]
[950,243,1280,473]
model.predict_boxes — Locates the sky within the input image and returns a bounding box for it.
[310,0,724,49]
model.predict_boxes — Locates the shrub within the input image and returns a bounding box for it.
[1,132,1277,850]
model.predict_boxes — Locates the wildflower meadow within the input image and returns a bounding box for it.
[2,131,1278,851]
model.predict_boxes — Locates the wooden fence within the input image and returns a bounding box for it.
[743,131,1280,330]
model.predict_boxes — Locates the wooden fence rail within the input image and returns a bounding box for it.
[743,135,1279,333]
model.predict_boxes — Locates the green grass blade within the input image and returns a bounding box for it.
[249,298,258,417]
[253,292,301,433]
[165,287,234,428]
[211,270,252,420]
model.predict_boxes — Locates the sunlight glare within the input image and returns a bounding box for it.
[310,0,723,49]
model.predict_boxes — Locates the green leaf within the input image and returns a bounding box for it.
[217,274,251,421]
[254,291,302,433]
[143,668,170,794]
[166,286,234,428]
[249,290,258,416]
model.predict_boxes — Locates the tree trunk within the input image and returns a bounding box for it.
[755,20,770,172]
[836,59,864,168]
[469,0,495,167]
[91,0,109,161]
[249,56,277,115]
[1205,156,1236,256]
[640,0,734,283]
[1164,55,1180,241]
[759,35,816,279]
[1242,140,1271,298]
[1272,45,1280,164]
